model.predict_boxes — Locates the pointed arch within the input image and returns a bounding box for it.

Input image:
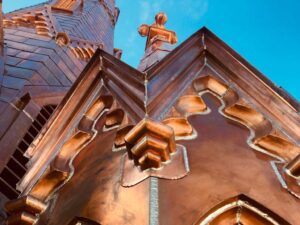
[68,217,101,225]
[195,194,290,225]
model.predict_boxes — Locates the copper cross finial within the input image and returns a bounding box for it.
[138,12,178,49]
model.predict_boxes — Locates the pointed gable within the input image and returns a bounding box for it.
[4,19,300,224]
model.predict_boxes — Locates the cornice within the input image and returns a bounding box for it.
[202,27,300,112]
[144,27,300,113]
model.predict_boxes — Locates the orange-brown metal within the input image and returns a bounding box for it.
[1,6,300,225]
[138,12,177,49]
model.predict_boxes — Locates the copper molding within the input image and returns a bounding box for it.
[5,195,47,225]
[125,118,176,170]
[121,144,189,187]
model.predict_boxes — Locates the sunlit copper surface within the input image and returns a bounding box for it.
[256,135,300,161]
[5,195,46,214]
[2,8,300,224]
[138,12,177,49]
[157,94,299,225]
[7,212,36,225]
[125,118,176,170]
[175,95,207,115]
[105,108,125,128]
[29,170,68,201]
[40,117,150,225]
[55,32,70,46]
[5,195,47,225]
[121,145,189,187]
[195,195,290,225]
[163,117,193,137]
[114,125,134,148]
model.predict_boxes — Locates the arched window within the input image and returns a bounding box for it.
[195,194,290,225]
[69,217,101,225]
[0,105,57,200]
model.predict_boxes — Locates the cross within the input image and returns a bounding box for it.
[138,12,178,49]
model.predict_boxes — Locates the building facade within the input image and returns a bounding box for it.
[0,1,300,225]
[0,0,119,223]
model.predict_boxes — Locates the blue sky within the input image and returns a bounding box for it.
[3,0,300,101]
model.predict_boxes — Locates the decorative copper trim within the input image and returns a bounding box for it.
[4,9,56,38]
[26,170,67,202]
[55,32,70,46]
[4,92,123,224]
[5,195,47,225]
[5,195,47,214]
[175,95,207,116]
[125,118,176,170]
[162,93,210,140]
[193,74,300,199]
[4,6,104,60]
[17,53,104,194]
[113,124,134,150]
[4,23,300,224]
[104,108,125,129]
[121,144,189,187]
[163,117,193,138]
[6,60,130,223]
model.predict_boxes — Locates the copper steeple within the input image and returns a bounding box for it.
[137,12,178,71]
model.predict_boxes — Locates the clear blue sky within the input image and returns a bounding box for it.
[3,0,300,101]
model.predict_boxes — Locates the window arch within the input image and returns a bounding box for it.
[195,194,290,225]
[69,217,101,225]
